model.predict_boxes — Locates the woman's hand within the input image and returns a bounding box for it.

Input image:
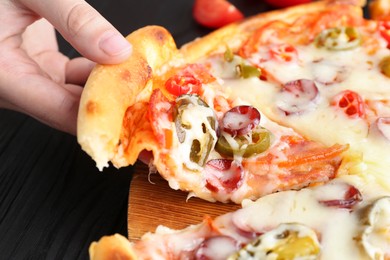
[0,0,132,135]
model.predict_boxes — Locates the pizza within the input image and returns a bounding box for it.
[77,0,390,258]
[77,1,357,204]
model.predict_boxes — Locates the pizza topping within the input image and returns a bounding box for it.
[269,44,299,63]
[165,73,202,97]
[215,128,271,158]
[165,64,215,97]
[236,63,262,79]
[230,223,321,260]
[277,79,319,115]
[205,159,243,193]
[220,50,262,79]
[331,90,365,119]
[315,181,362,210]
[174,95,218,170]
[378,20,390,47]
[239,20,291,58]
[315,26,361,51]
[221,106,261,136]
[361,197,390,260]
[376,117,390,141]
[224,47,235,62]
[195,235,239,259]
[379,56,390,78]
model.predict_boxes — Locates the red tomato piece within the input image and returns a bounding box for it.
[164,64,215,97]
[265,0,312,8]
[205,159,243,193]
[165,74,202,97]
[269,44,298,62]
[331,90,365,119]
[193,0,244,29]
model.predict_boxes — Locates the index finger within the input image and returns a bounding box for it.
[19,0,132,64]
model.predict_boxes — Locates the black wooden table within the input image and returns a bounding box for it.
[0,1,272,259]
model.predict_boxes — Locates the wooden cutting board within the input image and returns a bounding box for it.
[128,162,241,241]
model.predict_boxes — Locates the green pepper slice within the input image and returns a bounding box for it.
[236,63,261,79]
[315,26,361,51]
[173,94,217,169]
[379,56,390,78]
[215,129,271,158]
[224,47,234,62]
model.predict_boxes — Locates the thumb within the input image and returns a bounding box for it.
[21,0,132,64]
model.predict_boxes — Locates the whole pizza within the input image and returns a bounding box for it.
[77,0,390,258]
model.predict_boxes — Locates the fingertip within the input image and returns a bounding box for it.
[98,31,132,64]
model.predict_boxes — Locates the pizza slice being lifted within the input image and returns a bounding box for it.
[76,0,366,204]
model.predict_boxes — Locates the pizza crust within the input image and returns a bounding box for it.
[89,234,137,260]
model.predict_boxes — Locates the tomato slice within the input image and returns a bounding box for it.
[193,0,244,29]
[331,90,365,119]
[205,159,243,193]
[265,0,312,8]
[164,64,215,97]
[165,74,201,97]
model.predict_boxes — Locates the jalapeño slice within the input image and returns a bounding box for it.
[216,128,271,158]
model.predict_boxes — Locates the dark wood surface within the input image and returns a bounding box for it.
[128,164,241,242]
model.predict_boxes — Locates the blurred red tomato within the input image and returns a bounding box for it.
[193,0,244,29]
[265,0,312,8]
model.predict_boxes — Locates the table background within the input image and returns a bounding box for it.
[0,0,270,259]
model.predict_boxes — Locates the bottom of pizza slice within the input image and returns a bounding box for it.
[89,175,390,260]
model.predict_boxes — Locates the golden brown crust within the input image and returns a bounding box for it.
[77,26,178,170]
[89,234,137,260]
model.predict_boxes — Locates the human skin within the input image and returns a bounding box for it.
[0,0,132,135]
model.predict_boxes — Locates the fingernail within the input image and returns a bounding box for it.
[99,32,132,57]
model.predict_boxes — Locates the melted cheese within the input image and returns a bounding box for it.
[176,98,217,171]
[225,176,390,259]
[214,42,390,191]
[187,30,390,258]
